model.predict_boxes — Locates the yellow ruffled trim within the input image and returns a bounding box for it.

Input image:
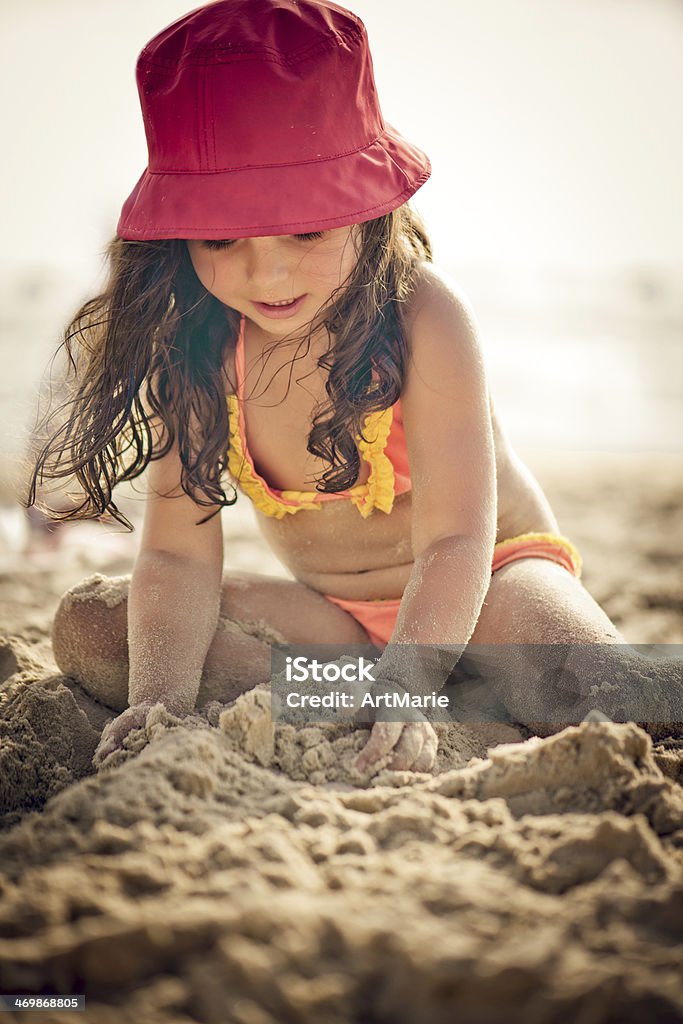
[494,531,583,577]
[226,394,321,519]
[348,406,396,518]
[226,394,396,519]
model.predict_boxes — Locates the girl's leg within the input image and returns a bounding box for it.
[459,558,683,736]
[52,571,372,713]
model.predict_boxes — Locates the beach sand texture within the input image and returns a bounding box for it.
[0,452,682,1023]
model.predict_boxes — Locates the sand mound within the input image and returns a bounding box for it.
[1,667,682,1023]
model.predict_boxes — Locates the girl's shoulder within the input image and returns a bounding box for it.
[402,261,477,349]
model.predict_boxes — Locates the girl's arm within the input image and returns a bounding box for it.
[92,439,224,766]
[126,439,224,715]
[373,267,497,695]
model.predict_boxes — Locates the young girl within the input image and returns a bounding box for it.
[29,0,680,774]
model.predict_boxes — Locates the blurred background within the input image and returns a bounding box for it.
[1,0,682,643]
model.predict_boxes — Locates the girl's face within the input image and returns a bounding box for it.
[186,225,360,341]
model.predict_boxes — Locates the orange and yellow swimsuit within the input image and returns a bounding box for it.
[226,313,582,647]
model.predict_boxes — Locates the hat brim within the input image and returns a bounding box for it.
[117,124,430,240]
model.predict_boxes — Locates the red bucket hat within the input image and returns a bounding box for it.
[117,0,431,240]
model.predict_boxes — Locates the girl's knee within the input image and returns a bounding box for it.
[52,574,131,712]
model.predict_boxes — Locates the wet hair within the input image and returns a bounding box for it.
[26,204,433,530]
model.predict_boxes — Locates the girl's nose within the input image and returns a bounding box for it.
[244,237,294,291]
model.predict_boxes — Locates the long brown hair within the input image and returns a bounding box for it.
[26,204,433,529]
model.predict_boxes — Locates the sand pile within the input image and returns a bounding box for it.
[1,664,682,1023]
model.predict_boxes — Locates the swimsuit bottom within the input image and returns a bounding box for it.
[324,530,582,648]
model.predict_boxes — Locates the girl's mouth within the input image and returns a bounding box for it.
[253,295,307,319]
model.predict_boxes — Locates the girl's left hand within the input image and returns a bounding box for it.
[92,701,156,768]
[354,719,438,775]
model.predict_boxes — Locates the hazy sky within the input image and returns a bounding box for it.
[3,0,683,275]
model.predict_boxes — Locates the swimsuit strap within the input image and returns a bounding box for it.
[226,314,397,518]
[226,316,320,516]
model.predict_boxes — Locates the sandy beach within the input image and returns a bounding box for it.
[0,450,682,1023]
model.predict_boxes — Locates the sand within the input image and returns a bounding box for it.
[0,451,682,1023]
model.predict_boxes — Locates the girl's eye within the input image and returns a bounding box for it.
[202,231,324,251]
[203,239,235,250]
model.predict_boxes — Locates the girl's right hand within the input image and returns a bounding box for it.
[92,701,156,768]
